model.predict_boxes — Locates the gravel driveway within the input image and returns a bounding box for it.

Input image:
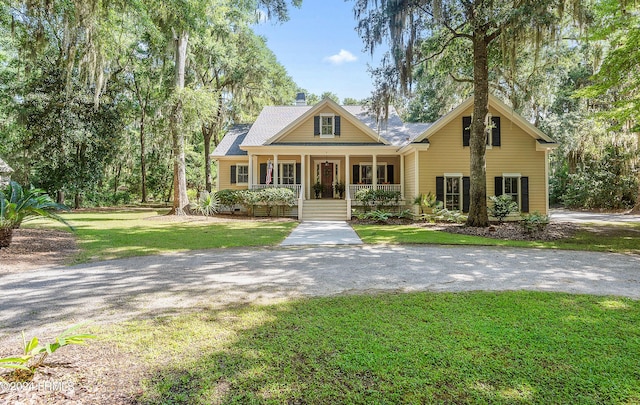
[1,245,639,336]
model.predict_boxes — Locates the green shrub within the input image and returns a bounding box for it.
[257,188,288,216]
[237,190,260,216]
[192,191,219,216]
[0,323,95,381]
[489,194,518,223]
[414,192,437,214]
[216,189,240,213]
[521,212,550,234]
[354,188,401,211]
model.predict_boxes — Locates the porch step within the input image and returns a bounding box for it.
[302,199,348,221]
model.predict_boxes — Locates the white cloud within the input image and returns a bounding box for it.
[324,49,358,65]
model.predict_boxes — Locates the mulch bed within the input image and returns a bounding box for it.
[0,228,78,274]
[0,338,145,405]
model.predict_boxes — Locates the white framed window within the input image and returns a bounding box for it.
[320,113,334,137]
[279,162,296,185]
[503,174,521,208]
[236,164,248,184]
[445,175,462,211]
[359,162,387,184]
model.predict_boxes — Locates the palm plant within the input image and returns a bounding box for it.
[0,181,72,248]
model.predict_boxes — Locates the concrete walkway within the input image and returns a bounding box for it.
[280,221,363,246]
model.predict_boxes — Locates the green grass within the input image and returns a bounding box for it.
[106,291,640,404]
[26,210,297,263]
[353,224,640,254]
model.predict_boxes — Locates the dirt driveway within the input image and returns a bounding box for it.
[1,244,639,338]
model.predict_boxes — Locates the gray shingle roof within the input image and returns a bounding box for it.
[240,105,431,146]
[211,124,251,156]
[240,106,310,147]
[212,103,432,156]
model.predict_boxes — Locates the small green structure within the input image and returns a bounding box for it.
[0,157,13,186]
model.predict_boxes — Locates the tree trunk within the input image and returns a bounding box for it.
[140,111,147,203]
[632,134,640,214]
[170,30,190,215]
[0,227,13,248]
[203,124,213,192]
[466,32,490,227]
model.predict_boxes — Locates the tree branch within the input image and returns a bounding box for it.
[449,72,473,84]
[414,2,473,40]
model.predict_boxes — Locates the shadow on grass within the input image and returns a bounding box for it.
[131,291,640,404]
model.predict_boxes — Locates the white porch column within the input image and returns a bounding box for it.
[345,154,351,218]
[305,154,311,199]
[273,154,279,186]
[372,154,378,190]
[345,154,351,189]
[400,154,405,199]
[300,154,306,199]
[248,153,253,188]
[414,150,420,197]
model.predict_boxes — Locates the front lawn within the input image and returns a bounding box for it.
[26,210,297,263]
[353,223,640,254]
[108,291,640,404]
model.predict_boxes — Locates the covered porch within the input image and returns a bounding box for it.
[245,150,405,220]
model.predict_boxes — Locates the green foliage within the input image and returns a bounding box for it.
[192,190,220,216]
[552,162,638,210]
[356,209,415,222]
[521,212,550,234]
[216,189,241,213]
[354,188,401,212]
[414,192,438,214]
[488,195,519,223]
[0,323,95,380]
[256,188,296,217]
[429,207,467,224]
[0,181,72,234]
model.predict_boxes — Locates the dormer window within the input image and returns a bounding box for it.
[321,114,334,137]
[314,114,341,138]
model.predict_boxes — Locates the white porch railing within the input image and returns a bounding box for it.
[250,184,302,196]
[349,184,402,197]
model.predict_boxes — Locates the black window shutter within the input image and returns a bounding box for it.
[259,163,267,184]
[387,165,394,183]
[521,177,529,213]
[334,116,341,136]
[436,176,444,204]
[462,116,471,147]
[492,116,501,146]
[494,176,503,196]
[313,116,320,136]
[296,163,301,184]
[230,165,237,184]
[352,165,359,183]
[462,177,470,213]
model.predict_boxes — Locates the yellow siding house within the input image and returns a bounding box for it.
[212,94,557,220]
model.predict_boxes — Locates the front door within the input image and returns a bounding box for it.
[320,162,334,198]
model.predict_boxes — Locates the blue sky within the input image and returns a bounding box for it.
[253,0,387,103]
